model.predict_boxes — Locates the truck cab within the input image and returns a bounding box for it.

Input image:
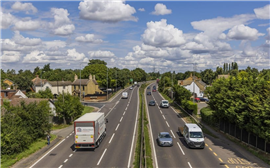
[179,123,205,149]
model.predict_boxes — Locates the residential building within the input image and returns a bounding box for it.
[40,81,73,95]
[32,75,47,92]
[178,74,207,97]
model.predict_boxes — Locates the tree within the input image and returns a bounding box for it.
[88,59,107,65]
[43,63,52,72]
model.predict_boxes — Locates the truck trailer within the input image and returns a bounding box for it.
[74,112,107,149]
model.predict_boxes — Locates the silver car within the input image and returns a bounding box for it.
[157,132,173,147]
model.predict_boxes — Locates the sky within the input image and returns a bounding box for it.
[0,0,269,73]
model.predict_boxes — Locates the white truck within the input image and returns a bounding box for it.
[74,112,107,149]
[122,91,128,99]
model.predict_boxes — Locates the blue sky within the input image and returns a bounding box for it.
[1,0,269,73]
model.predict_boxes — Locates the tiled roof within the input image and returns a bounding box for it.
[46,81,72,86]
[72,79,98,85]
[10,98,51,107]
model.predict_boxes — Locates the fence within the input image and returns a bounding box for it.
[219,120,270,154]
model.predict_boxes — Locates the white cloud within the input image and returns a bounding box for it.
[0,12,16,29]
[49,8,75,36]
[22,50,47,63]
[43,40,66,50]
[142,19,185,47]
[75,34,103,43]
[11,2,38,14]
[14,20,40,31]
[13,31,42,46]
[78,0,137,22]
[67,48,85,61]
[227,24,264,41]
[138,8,145,12]
[88,50,116,58]
[254,4,270,20]
[141,43,159,51]
[151,3,172,15]
[1,51,21,62]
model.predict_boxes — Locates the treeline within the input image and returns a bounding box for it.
[205,70,270,141]
[1,59,149,91]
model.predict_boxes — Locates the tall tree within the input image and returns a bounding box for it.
[88,59,107,65]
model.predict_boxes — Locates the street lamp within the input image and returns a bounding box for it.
[107,67,108,100]
[80,62,86,102]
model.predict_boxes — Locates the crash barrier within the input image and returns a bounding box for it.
[220,120,270,154]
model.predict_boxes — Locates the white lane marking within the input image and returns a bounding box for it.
[127,84,140,168]
[29,139,66,168]
[162,115,165,120]
[160,110,162,114]
[64,159,68,163]
[115,124,120,131]
[120,116,123,122]
[188,162,192,168]
[97,148,107,165]
[166,121,170,127]
[177,142,185,155]
[69,154,73,157]
[109,133,115,143]
[123,111,126,115]
[170,130,176,138]
[70,133,72,136]
[66,136,69,138]
[72,131,74,133]
[73,149,77,152]
[97,105,105,112]
[58,165,63,168]
[125,107,127,111]
[116,101,119,104]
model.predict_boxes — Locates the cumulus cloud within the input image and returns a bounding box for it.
[227,24,264,41]
[22,50,47,63]
[66,48,85,61]
[0,12,16,29]
[14,20,40,31]
[142,19,185,47]
[1,51,21,62]
[11,2,38,14]
[151,3,172,15]
[138,8,145,12]
[49,8,75,36]
[78,0,137,22]
[43,40,66,50]
[254,4,270,20]
[75,34,103,43]
[13,31,42,46]
[88,50,116,58]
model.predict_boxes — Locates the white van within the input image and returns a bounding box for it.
[122,92,128,99]
[179,123,205,149]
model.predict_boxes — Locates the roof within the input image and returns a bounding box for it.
[185,123,202,132]
[32,76,47,86]
[46,81,72,86]
[72,79,98,85]
[10,98,52,107]
[75,112,104,122]
[179,75,207,91]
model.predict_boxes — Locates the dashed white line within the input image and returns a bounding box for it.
[66,136,69,138]
[188,162,192,168]
[123,111,126,115]
[64,159,68,163]
[73,149,77,153]
[120,116,123,122]
[166,121,170,127]
[162,115,165,120]
[170,130,176,138]
[160,110,162,113]
[58,165,63,168]
[109,133,115,143]
[69,154,73,157]
[115,124,120,131]
[177,142,185,155]
[97,148,107,165]
[125,107,127,110]
[70,133,72,136]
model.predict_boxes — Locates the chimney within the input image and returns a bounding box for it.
[74,74,78,81]
[89,74,92,80]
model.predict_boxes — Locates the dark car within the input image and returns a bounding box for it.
[198,97,209,102]
[147,92,151,95]
[147,86,150,89]
[148,100,156,106]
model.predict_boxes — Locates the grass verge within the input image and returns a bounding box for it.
[81,106,95,115]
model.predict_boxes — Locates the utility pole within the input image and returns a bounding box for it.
[107,67,108,100]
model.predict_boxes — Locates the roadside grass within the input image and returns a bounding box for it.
[144,107,153,168]
[1,134,57,168]
[51,124,71,130]
[81,106,95,115]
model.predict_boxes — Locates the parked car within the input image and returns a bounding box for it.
[195,97,200,102]
[160,100,169,108]
[147,92,151,95]
[157,132,173,147]
[198,97,209,102]
[148,100,156,106]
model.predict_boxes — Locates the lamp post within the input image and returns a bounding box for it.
[79,62,85,102]
[107,67,108,100]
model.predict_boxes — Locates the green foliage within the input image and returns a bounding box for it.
[88,59,107,65]
[173,85,192,106]
[54,93,84,124]
[200,107,217,126]
[186,101,198,115]
[28,88,54,99]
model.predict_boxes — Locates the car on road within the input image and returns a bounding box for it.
[157,132,173,147]
[152,88,156,92]
[147,91,151,95]
[130,87,133,90]
[160,100,169,108]
[198,97,209,102]
[147,86,150,89]
[148,100,156,106]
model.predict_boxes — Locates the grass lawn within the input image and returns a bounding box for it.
[81,106,95,115]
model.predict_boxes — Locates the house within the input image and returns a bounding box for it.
[38,81,73,95]
[3,79,17,89]
[217,74,230,79]
[72,74,104,100]
[0,89,27,105]
[178,74,207,97]
[32,75,47,92]
[10,98,56,116]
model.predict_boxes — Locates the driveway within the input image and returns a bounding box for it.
[197,102,208,115]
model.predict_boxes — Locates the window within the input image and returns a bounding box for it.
[63,86,65,89]
[74,85,76,90]
[83,86,85,91]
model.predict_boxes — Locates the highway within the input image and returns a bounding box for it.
[31,86,139,168]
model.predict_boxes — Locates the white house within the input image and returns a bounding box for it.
[36,81,72,95]
[178,74,207,98]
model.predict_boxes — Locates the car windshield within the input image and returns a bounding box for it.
[163,101,168,104]
[190,132,203,138]
[150,100,154,103]
[160,133,171,138]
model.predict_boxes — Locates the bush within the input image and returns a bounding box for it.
[201,107,216,126]
[186,100,198,115]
